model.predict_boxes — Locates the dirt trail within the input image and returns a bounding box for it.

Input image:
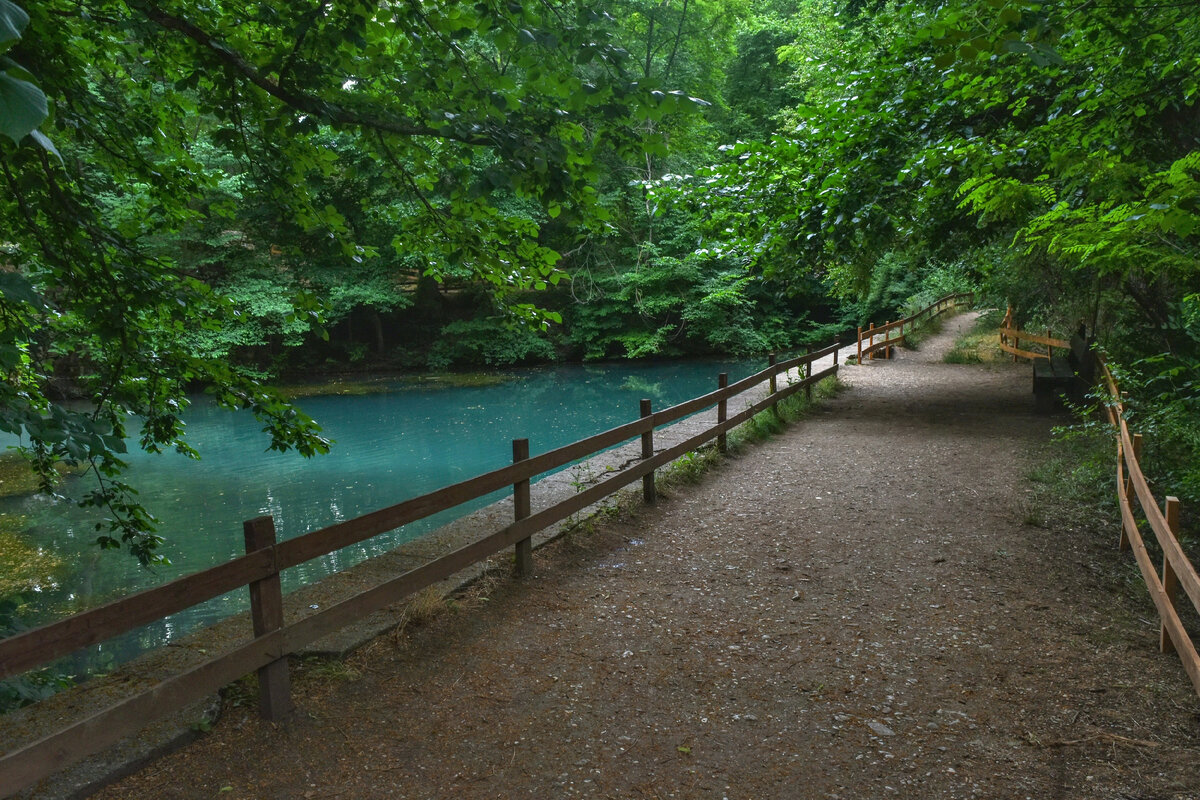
[96,313,1200,800]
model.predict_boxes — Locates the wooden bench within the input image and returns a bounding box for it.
[1033,326,1095,411]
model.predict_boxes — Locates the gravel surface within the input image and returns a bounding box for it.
[93,313,1200,799]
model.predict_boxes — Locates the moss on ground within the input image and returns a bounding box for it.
[0,517,63,598]
[0,451,87,499]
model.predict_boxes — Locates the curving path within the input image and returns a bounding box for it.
[95,313,1200,800]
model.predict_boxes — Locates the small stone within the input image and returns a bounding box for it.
[868,721,896,737]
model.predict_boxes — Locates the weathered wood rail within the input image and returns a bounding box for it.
[855,292,973,363]
[1,342,850,795]
[999,319,1200,697]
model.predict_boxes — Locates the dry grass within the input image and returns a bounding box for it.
[943,309,1007,363]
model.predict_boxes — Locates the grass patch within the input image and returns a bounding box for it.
[731,376,846,449]
[1024,422,1119,533]
[656,376,846,494]
[943,308,1006,364]
[900,316,945,351]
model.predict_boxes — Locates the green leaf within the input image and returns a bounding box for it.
[0,271,44,308]
[0,69,46,142]
[0,0,28,50]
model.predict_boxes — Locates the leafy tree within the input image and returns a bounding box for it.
[0,0,699,561]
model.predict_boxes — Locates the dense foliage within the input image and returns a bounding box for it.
[1,0,1197,564]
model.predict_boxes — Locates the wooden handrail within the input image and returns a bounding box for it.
[0,345,842,794]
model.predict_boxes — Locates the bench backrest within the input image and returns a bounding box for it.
[1068,329,1096,382]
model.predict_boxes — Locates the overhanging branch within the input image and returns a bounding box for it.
[136,1,493,146]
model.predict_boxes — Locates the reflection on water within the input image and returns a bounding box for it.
[1,358,761,673]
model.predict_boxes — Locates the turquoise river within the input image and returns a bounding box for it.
[0,357,765,679]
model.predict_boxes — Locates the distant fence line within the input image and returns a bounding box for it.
[855,292,974,363]
[998,320,1200,698]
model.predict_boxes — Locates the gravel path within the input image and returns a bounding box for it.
[95,312,1200,800]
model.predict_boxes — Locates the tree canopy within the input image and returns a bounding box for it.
[1,0,705,561]
[3,0,1198,561]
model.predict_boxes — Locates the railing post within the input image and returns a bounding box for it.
[1046,328,1053,359]
[243,515,292,722]
[512,438,532,577]
[856,326,862,363]
[804,345,813,401]
[884,321,891,359]
[641,399,656,504]
[1160,497,1182,654]
[868,322,875,359]
[1120,433,1142,551]
[768,352,777,395]
[717,373,728,454]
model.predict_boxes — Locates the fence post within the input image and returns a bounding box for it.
[1160,497,1182,654]
[512,438,532,577]
[717,373,728,454]
[1120,433,1142,551]
[1046,328,1053,359]
[868,322,875,359]
[243,515,292,722]
[768,352,777,395]
[856,326,862,363]
[884,321,891,359]
[804,345,813,401]
[641,399,656,504]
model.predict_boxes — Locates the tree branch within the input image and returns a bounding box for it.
[136,2,493,146]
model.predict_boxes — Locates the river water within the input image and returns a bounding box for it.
[1,358,762,675]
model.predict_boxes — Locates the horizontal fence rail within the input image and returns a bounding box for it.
[0,341,847,795]
[997,306,1070,361]
[855,292,973,363]
[1099,357,1200,697]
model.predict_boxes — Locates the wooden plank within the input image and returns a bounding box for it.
[717,373,728,454]
[9,335,840,685]
[1161,498,1181,655]
[998,328,1070,349]
[0,548,275,680]
[862,336,903,357]
[243,516,292,721]
[513,438,532,577]
[0,628,284,796]
[641,399,656,504]
[998,341,1051,361]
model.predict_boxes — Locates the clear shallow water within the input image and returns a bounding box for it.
[1,357,762,673]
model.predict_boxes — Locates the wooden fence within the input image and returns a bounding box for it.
[998,319,1200,697]
[1,342,852,795]
[855,292,974,363]
[1099,357,1200,697]
[997,307,1071,361]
